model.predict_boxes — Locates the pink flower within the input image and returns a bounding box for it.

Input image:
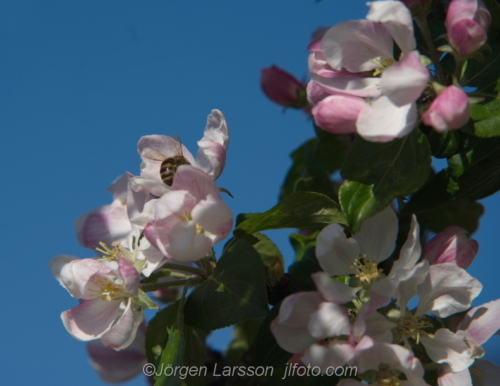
[144,166,233,262]
[446,0,491,56]
[87,322,147,382]
[49,255,145,350]
[260,65,307,108]
[423,226,478,269]
[422,86,470,132]
[133,109,229,196]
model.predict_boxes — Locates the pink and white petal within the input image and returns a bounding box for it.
[126,172,151,224]
[155,190,195,223]
[166,221,212,262]
[367,1,416,54]
[381,51,429,107]
[101,301,144,350]
[423,225,478,269]
[394,261,430,315]
[270,319,317,354]
[352,337,426,384]
[353,205,398,263]
[471,359,500,386]
[363,311,397,343]
[49,255,79,287]
[308,302,351,338]
[357,97,417,142]
[420,329,478,372]
[322,20,393,72]
[62,298,121,341]
[118,257,139,297]
[422,86,470,132]
[172,166,222,202]
[312,272,359,304]
[390,215,421,277]
[458,299,500,345]
[316,223,360,276]
[446,0,479,25]
[200,109,229,150]
[448,19,488,56]
[304,342,356,370]
[195,140,226,180]
[191,198,233,243]
[309,71,382,98]
[129,176,171,197]
[105,174,129,202]
[416,263,482,318]
[60,258,114,299]
[87,338,146,383]
[277,292,324,327]
[312,94,364,134]
[437,363,473,386]
[307,80,332,106]
[75,201,132,250]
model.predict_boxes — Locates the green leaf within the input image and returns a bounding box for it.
[417,200,484,234]
[145,302,179,365]
[340,130,431,232]
[470,99,500,137]
[338,181,387,234]
[237,191,346,235]
[253,233,285,281]
[428,130,460,158]
[289,248,322,293]
[289,230,319,262]
[184,239,269,330]
[225,319,263,365]
[254,304,293,368]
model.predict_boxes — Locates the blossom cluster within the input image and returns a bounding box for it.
[49,110,233,381]
[271,208,500,385]
[262,0,489,142]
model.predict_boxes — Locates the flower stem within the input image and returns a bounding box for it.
[415,15,446,85]
[158,262,206,276]
[139,277,204,292]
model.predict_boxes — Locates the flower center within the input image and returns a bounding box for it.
[352,256,383,286]
[396,315,433,344]
[371,57,396,76]
[377,365,402,386]
[96,241,122,261]
[90,277,127,301]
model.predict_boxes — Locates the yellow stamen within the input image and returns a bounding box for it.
[88,277,127,301]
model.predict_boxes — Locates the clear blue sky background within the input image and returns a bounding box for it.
[1,1,499,384]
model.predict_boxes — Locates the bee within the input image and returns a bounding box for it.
[147,135,191,186]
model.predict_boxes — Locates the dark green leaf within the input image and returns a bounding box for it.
[237,192,346,235]
[289,248,322,293]
[289,230,319,262]
[254,304,293,368]
[253,233,285,281]
[225,319,263,365]
[146,302,179,365]
[470,99,500,137]
[184,239,269,330]
[417,200,484,234]
[340,129,431,232]
[428,130,460,158]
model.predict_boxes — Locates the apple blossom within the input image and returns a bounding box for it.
[133,109,229,196]
[49,255,149,350]
[144,166,233,262]
[446,0,491,57]
[423,225,478,269]
[261,65,307,108]
[87,322,147,383]
[422,86,471,132]
[308,1,429,142]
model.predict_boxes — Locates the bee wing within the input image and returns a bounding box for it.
[169,134,185,156]
[142,148,168,162]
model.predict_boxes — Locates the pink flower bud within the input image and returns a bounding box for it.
[261,65,307,108]
[423,226,479,269]
[446,0,491,56]
[421,86,470,132]
[311,94,365,134]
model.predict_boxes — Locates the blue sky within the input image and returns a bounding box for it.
[1,1,499,385]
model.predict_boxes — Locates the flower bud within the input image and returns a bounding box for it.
[261,65,307,108]
[446,0,491,56]
[422,86,470,132]
[423,225,478,269]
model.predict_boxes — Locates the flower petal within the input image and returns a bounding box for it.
[312,272,359,304]
[61,298,121,341]
[118,257,139,297]
[308,302,351,338]
[312,94,365,134]
[458,299,500,345]
[101,300,144,350]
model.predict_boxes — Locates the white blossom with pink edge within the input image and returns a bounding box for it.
[87,321,147,383]
[309,1,429,142]
[75,174,132,250]
[49,255,146,350]
[446,0,491,57]
[144,166,233,262]
[422,86,471,132]
[132,109,229,197]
